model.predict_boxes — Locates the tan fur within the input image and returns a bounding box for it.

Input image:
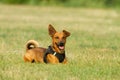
[26,40,39,51]
[24,24,70,64]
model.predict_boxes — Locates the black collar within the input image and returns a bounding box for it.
[43,46,65,63]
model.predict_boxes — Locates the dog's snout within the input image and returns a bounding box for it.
[59,42,64,46]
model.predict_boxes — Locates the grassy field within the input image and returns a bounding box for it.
[0,5,120,80]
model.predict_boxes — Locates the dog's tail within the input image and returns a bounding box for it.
[26,40,39,51]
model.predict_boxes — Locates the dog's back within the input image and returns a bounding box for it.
[24,40,46,63]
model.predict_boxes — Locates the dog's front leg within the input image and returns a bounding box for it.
[62,58,67,64]
[46,54,59,64]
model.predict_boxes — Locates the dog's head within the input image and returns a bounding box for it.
[48,24,70,53]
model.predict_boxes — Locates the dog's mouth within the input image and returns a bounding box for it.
[55,42,65,50]
[59,46,64,50]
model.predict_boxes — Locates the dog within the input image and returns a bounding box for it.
[24,24,70,64]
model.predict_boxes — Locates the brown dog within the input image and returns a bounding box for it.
[24,24,70,64]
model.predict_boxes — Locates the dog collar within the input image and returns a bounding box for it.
[43,46,65,63]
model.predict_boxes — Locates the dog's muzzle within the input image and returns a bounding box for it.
[56,42,65,50]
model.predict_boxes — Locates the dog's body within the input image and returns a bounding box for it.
[24,24,70,64]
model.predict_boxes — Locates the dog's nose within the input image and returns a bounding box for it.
[59,42,64,46]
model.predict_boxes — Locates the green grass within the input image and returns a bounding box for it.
[0,4,120,80]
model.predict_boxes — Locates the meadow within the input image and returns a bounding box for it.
[0,5,120,80]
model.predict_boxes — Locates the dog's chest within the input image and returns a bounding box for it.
[43,46,65,63]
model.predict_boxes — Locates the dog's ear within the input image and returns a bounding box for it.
[48,24,56,37]
[63,30,70,37]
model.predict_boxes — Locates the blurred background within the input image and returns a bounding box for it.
[0,0,120,8]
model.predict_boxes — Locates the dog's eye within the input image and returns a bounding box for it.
[55,36,59,39]
[62,37,65,39]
